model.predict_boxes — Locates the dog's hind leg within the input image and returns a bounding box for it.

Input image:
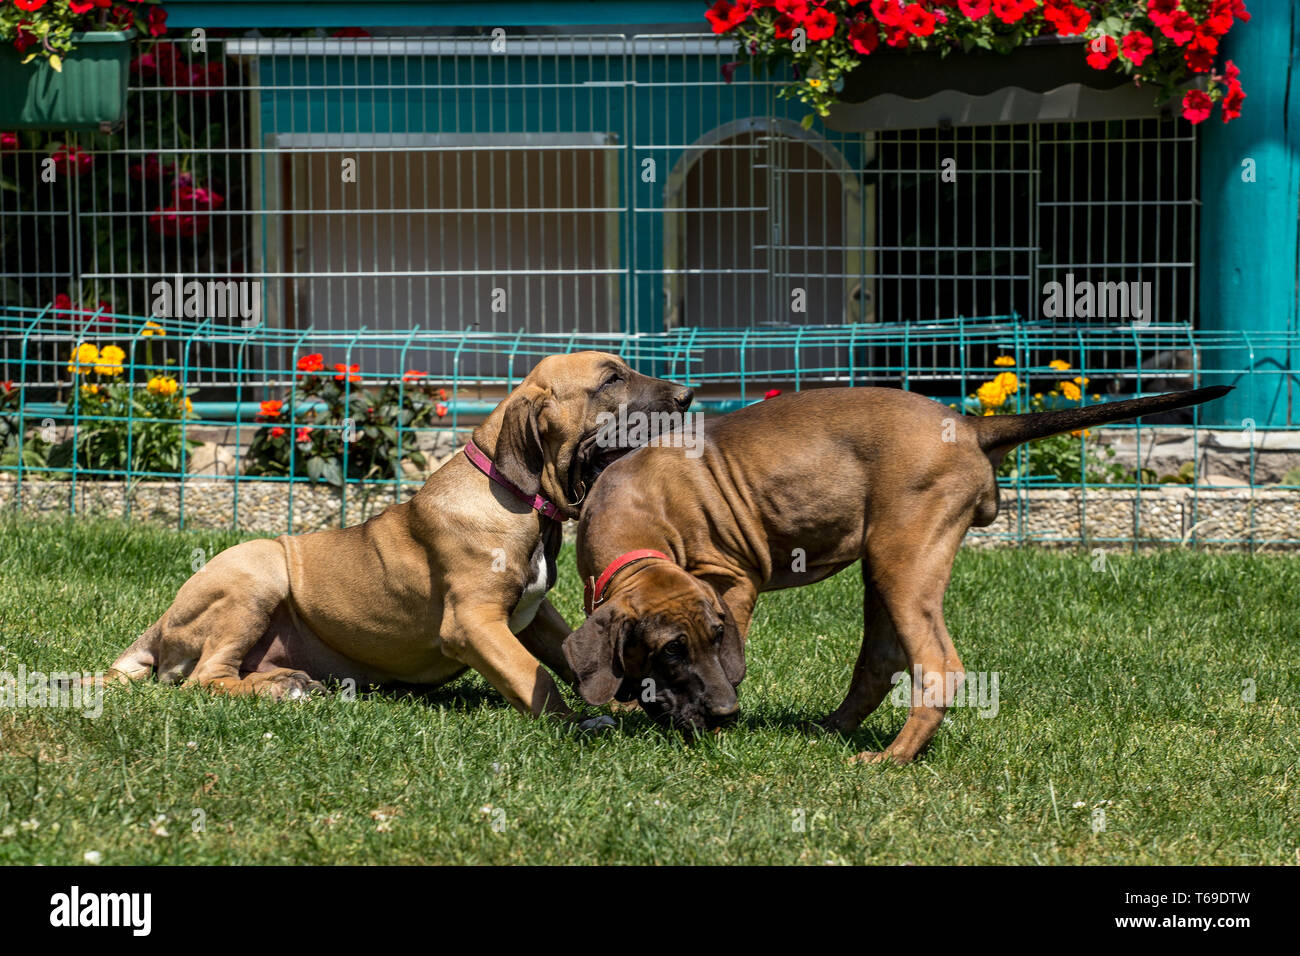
[149,538,320,700]
[850,522,967,766]
[820,566,907,734]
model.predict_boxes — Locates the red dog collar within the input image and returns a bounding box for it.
[464,440,567,522]
[584,549,672,616]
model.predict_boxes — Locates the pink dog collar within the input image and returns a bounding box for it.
[464,440,567,522]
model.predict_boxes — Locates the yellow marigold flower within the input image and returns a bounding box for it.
[976,380,1007,408]
[1060,381,1082,401]
[95,344,126,377]
[141,320,166,337]
[993,371,1019,394]
[79,384,99,398]
[1073,376,1090,386]
[982,408,995,416]
[808,78,823,89]
[994,356,1015,367]
[67,342,99,375]
[1049,359,1071,371]
[147,376,179,397]
[1070,428,1091,438]
[1092,393,1101,401]
[183,397,194,416]
[1033,392,1043,400]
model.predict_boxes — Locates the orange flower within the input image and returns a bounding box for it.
[258,399,284,420]
[333,363,361,384]
[297,353,325,374]
[295,426,313,443]
[269,426,286,438]
[435,402,448,418]
[402,369,427,383]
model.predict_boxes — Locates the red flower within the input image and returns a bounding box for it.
[50,145,93,177]
[1184,42,1215,73]
[869,0,903,26]
[435,402,448,417]
[297,353,325,374]
[13,0,47,11]
[705,0,750,32]
[333,363,361,384]
[1222,59,1245,122]
[773,13,799,38]
[1121,31,1154,66]
[1042,1,1089,35]
[1181,89,1213,124]
[1085,35,1118,70]
[0,132,17,152]
[128,154,174,181]
[402,368,427,382]
[764,388,782,399]
[1232,0,1250,22]
[775,0,810,19]
[848,20,879,54]
[258,400,284,420]
[957,0,989,15]
[991,0,1035,24]
[12,21,36,53]
[53,294,73,311]
[900,3,935,35]
[269,426,287,439]
[143,6,167,37]
[721,60,741,83]
[68,0,95,12]
[331,27,371,38]
[295,426,313,443]
[805,5,837,40]
[1,381,14,395]
[1157,9,1195,45]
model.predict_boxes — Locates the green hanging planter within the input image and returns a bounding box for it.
[0,32,131,132]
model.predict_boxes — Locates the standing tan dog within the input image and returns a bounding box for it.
[566,384,1230,758]
[105,352,692,722]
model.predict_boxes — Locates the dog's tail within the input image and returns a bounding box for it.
[971,385,1231,465]
[100,615,164,684]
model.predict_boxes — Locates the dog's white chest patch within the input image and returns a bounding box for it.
[508,542,549,634]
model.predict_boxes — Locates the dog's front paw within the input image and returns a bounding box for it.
[576,715,616,732]
[850,749,909,767]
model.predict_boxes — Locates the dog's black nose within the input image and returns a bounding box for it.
[707,702,738,728]
[675,387,694,411]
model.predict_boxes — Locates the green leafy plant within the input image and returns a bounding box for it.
[968,356,1126,484]
[54,340,198,478]
[0,1,167,69]
[243,355,450,487]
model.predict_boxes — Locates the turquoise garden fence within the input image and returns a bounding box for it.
[2,305,1298,548]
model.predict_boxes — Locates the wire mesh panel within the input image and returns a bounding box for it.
[1,25,1292,546]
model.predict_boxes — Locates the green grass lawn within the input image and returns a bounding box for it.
[0,516,1296,865]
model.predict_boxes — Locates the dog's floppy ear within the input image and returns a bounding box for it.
[562,602,629,705]
[491,386,546,497]
[715,600,746,687]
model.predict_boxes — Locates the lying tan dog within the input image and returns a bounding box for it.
[106,352,692,723]
[566,384,1230,758]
